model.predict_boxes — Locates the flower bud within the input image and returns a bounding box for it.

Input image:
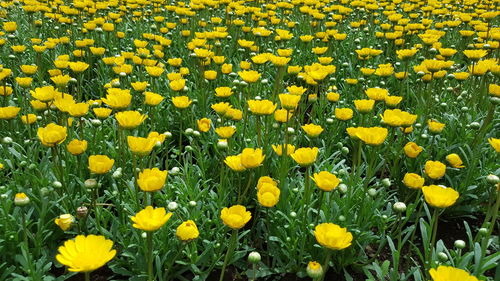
[338,183,348,194]
[290,211,297,218]
[381,178,391,187]
[486,174,499,184]
[53,181,62,188]
[454,240,466,249]
[437,252,448,262]
[469,122,480,129]
[341,147,349,155]
[168,201,178,211]
[367,188,377,197]
[478,227,488,235]
[170,167,180,175]
[189,200,197,207]
[248,251,261,264]
[112,170,122,179]
[338,215,346,222]
[306,261,323,279]
[2,137,13,144]
[84,178,97,189]
[14,193,30,206]
[287,127,295,134]
[393,202,406,213]
[217,139,228,149]
[76,206,88,219]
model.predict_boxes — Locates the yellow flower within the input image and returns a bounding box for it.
[93,108,112,119]
[216,126,236,139]
[20,65,38,75]
[288,85,307,95]
[355,127,388,146]
[66,139,88,155]
[127,136,155,156]
[404,142,423,158]
[385,96,403,107]
[137,168,167,192]
[102,88,132,109]
[488,138,500,152]
[240,148,265,169]
[68,103,89,117]
[248,99,277,115]
[224,155,246,172]
[176,220,200,241]
[220,205,252,229]
[21,114,37,124]
[131,81,148,92]
[3,21,17,32]
[424,160,446,180]
[30,85,58,102]
[172,96,192,109]
[403,173,425,189]
[37,123,67,147]
[274,109,293,123]
[446,153,464,168]
[215,87,233,98]
[314,223,353,250]
[169,79,186,91]
[335,108,354,121]
[15,77,33,88]
[204,70,217,80]
[238,70,261,83]
[54,214,75,231]
[422,185,459,208]
[311,171,340,192]
[69,61,89,73]
[428,119,445,133]
[51,75,71,87]
[381,109,417,127]
[354,99,375,113]
[290,147,319,167]
[463,49,488,61]
[279,94,301,110]
[88,155,114,174]
[115,111,147,129]
[365,88,388,101]
[197,118,211,132]
[56,235,116,272]
[272,144,296,156]
[302,124,324,138]
[143,92,164,106]
[326,92,340,102]
[429,265,478,281]
[257,183,280,207]
[0,106,21,120]
[132,206,172,232]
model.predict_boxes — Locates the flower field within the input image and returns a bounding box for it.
[0,0,499,280]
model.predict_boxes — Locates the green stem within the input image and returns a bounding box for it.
[319,250,332,281]
[147,232,154,281]
[84,272,90,281]
[219,229,238,281]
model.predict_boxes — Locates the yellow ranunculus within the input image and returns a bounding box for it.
[137,168,167,192]
[240,148,265,169]
[197,118,211,132]
[314,223,353,250]
[312,171,340,192]
[176,220,200,241]
[143,91,164,106]
[224,155,246,172]
[238,70,261,83]
[422,185,459,208]
[102,88,132,109]
[488,138,500,152]
[355,127,388,146]
[172,96,192,109]
[131,206,173,232]
[115,111,147,129]
[257,183,280,207]
[429,265,478,281]
[428,119,445,133]
[56,235,116,272]
[0,106,21,120]
[302,124,323,138]
[66,139,88,155]
[216,126,236,139]
[279,94,301,110]
[247,99,276,115]
[403,173,424,189]
[404,142,423,158]
[424,160,446,180]
[290,147,319,167]
[446,153,465,168]
[220,205,252,229]
[30,85,58,102]
[54,214,75,231]
[335,108,354,121]
[37,123,67,147]
[88,155,114,174]
[127,136,155,156]
[271,144,296,156]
